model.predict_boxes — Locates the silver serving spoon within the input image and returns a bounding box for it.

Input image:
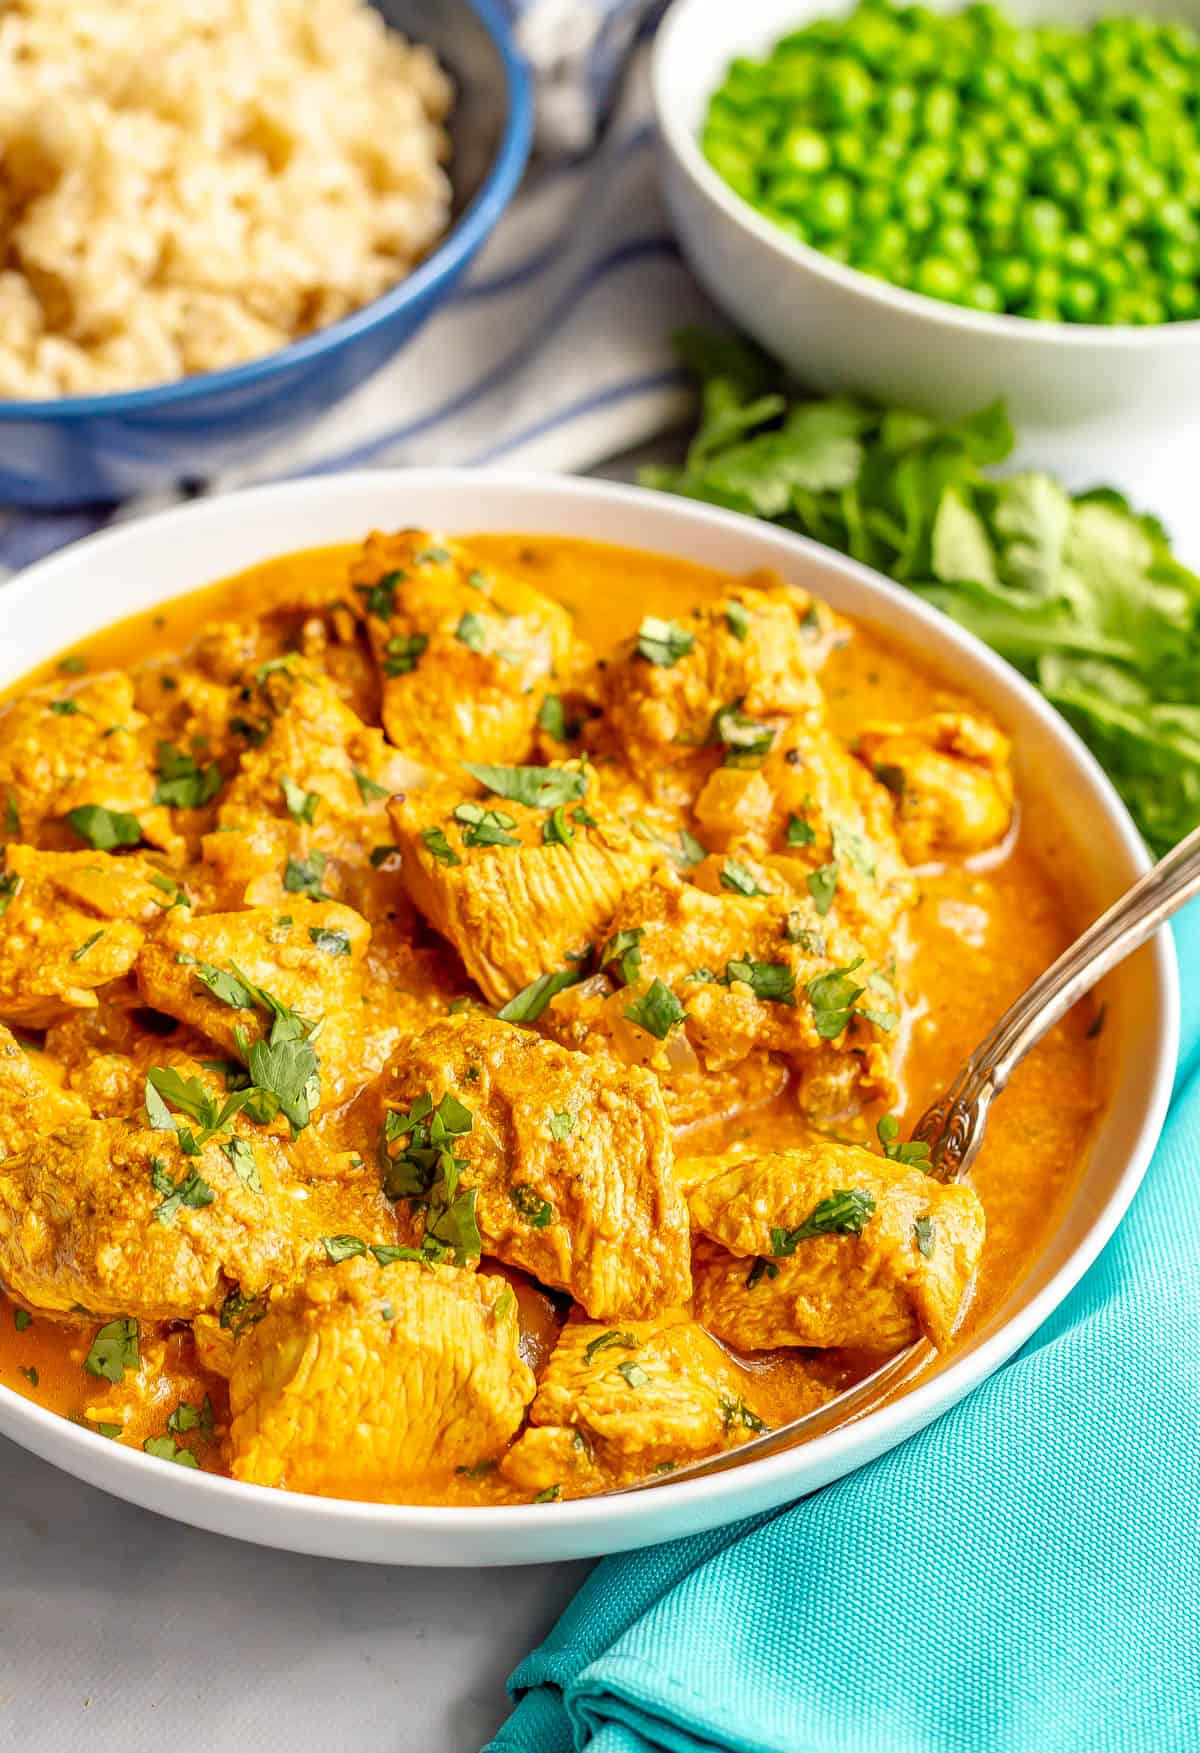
[609,818,1200,1496]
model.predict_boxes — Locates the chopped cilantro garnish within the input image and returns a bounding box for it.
[711,701,775,767]
[509,1184,555,1228]
[1,791,17,838]
[537,694,579,743]
[806,862,838,916]
[20,1365,38,1386]
[617,1360,649,1389]
[724,958,796,1005]
[914,1214,935,1259]
[280,775,319,825]
[355,569,404,619]
[58,655,87,674]
[309,926,352,957]
[150,1156,216,1225]
[493,1287,514,1320]
[421,826,461,866]
[48,698,82,716]
[584,1330,638,1366]
[383,632,429,676]
[720,858,767,896]
[786,811,815,847]
[66,804,142,851]
[720,1396,766,1434]
[636,615,695,667]
[600,926,643,986]
[832,819,877,877]
[532,1485,561,1503]
[369,843,401,867]
[782,912,823,952]
[0,870,19,917]
[624,978,687,1040]
[877,1115,932,1169]
[143,1435,199,1468]
[284,850,330,900]
[13,1308,31,1332]
[453,802,520,848]
[745,1256,779,1288]
[726,600,750,641]
[461,761,587,810]
[497,964,585,1023]
[874,762,906,796]
[806,958,865,1038]
[70,929,105,962]
[455,610,488,652]
[220,1289,267,1337]
[542,805,575,846]
[321,1235,367,1263]
[83,1317,139,1384]
[222,1136,262,1194]
[771,1188,876,1256]
[153,741,222,810]
[416,545,450,565]
[378,1090,480,1264]
[168,1395,214,1439]
[352,768,390,803]
[548,1110,574,1141]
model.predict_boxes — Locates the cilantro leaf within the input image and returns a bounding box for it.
[720,858,766,896]
[70,929,104,962]
[726,600,750,641]
[600,926,643,986]
[382,632,428,677]
[806,958,865,1038]
[84,1317,139,1384]
[143,1435,200,1468]
[222,1136,262,1193]
[509,1184,554,1228]
[421,825,461,865]
[914,1214,935,1259]
[724,958,796,1005]
[153,742,222,810]
[455,610,488,651]
[636,616,695,667]
[453,802,520,848]
[150,1155,216,1224]
[309,926,352,957]
[711,701,775,767]
[786,811,815,847]
[321,1234,367,1263]
[280,776,320,824]
[284,850,330,900]
[877,1114,933,1169]
[497,965,585,1024]
[537,694,578,743]
[355,569,404,619]
[584,1329,638,1366]
[461,762,588,810]
[624,978,688,1040]
[65,805,142,850]
[807,862,839,916]
[353,768,390,802]
[771,1188,876,1256]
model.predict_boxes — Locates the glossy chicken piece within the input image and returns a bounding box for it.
[596,575,835,796]
[0,1118,306,1319]
[388,766,657,1007]
[855,712,1015,864]
[0,1023,88,1156]
[0,671,179,854]
[708,718,917,967]
[228,1257,534,1494]
[0,844,176,1027]
[543,869,899,1116]
[689,1141,986,1353]
[201,656,418,907]
[373,1015,690,1319]
[136,899,370,1104]
[501,1313,767,1494]
[347,530,574,766]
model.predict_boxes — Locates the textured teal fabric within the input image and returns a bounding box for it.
[485,909,1200,1753]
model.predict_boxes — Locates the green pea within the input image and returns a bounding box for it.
[806,176,855,236]
[1062,277,1101,322]
[779,128,831,175]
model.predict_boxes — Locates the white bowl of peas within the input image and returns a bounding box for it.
[654,0,1200,477]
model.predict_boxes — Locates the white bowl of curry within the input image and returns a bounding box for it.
[0,471,1176,1566]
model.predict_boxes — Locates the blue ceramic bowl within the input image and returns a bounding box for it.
[0,0,532,507]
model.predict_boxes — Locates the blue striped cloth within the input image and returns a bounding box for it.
[0,1,709,576]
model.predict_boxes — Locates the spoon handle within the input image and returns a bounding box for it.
[914,819,1200,1179]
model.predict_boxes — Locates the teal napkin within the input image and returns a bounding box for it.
[486,905,1200,1753]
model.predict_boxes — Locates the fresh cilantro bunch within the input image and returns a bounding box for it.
[644,330,1200,855]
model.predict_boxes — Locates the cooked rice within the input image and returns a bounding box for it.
[0,0,453,397]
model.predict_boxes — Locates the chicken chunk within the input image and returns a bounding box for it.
[371,1015,690,1319]
[596,576,834,796]
[542,870,900,1119]
[0,844,176,1027]
[501,1313,767,1493]
[200,656,419,907]
[228,1257,534,1495]
[347,530,574,765]
[0,671,179,854]
[0,1023,88,1155]
[855,712,1015,863]
[689,1141,986,1353]
[136,899,371,1108]
[388,764,657,1007]
[0,1118,306,1319]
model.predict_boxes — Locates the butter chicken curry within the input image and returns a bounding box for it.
[0,532,1103,1502]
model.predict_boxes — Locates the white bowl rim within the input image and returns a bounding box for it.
[0,466,1179,1563]
[653,0,1200,349]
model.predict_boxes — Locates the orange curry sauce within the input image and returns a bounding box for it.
[0,535,1106,1501]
